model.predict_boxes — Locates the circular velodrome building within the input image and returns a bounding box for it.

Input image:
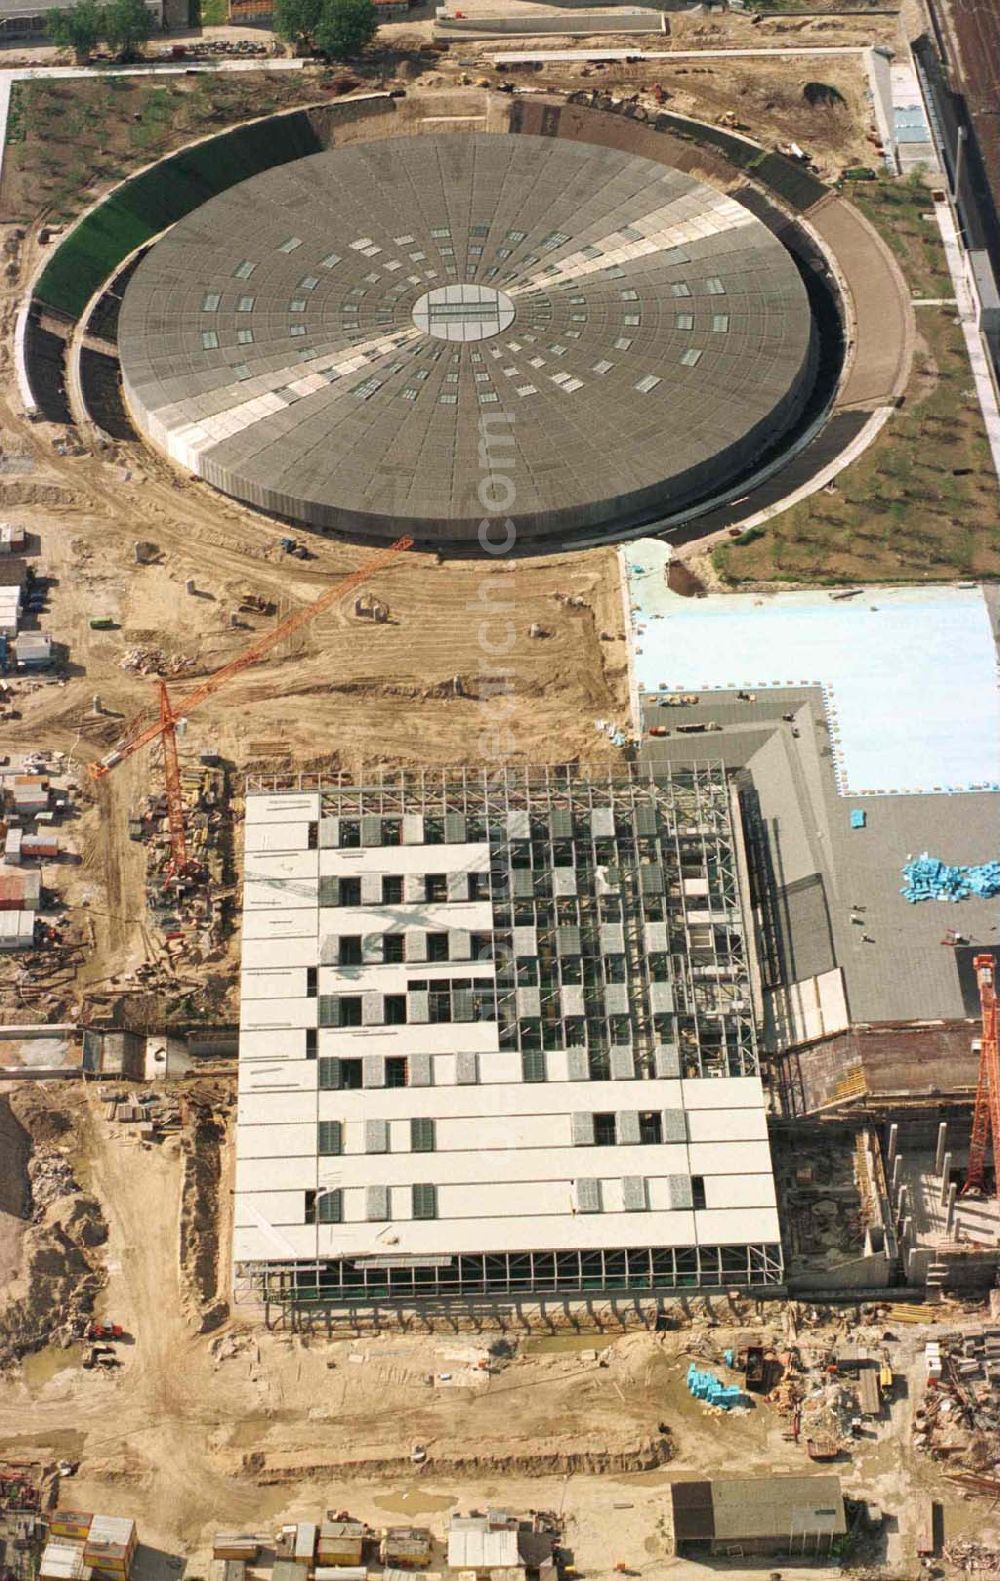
[119,133,818,549]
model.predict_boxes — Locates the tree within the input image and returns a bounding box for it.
[313,0,377,59]
[272,0,323,49]
[102,0,153,59]
[47,0,103,62]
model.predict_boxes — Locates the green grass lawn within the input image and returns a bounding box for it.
[850,174,955,300]
[3,73,329,232]
[713,173,999,587]
[713,310,1000,586]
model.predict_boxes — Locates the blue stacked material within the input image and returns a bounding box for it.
[850,809,866,830]
[901,852,1000,903]
[687,1362,745,1409]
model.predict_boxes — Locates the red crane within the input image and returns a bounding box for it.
[960,953,999,1197]
[90,537,413,873]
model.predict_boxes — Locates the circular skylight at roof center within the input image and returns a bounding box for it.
[412,283,516,343]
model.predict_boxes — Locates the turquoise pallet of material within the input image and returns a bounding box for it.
[687,1362,745,1409]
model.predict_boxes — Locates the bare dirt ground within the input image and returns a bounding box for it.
[2,1079,999,1579]
[0,225,629,991]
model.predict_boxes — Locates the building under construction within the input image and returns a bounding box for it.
[233,763,781,1311]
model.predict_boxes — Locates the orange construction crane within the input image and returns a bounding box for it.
[960,952,999,1197]
[90,536,413,873]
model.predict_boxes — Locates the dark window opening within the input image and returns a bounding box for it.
[425,873,448,902]
[691,1175,707,1210]
[340,820,360,848]
[341,1057,363,1089]
[382,874,403,904]
[386,1056,408,1088]
[639,1111,663,1145]
[522,1048,546,1083]
[427,931,450,963]
[411,1117,435,1153]
[594,1112,617,1146]
[339,876,361,906]
[339,937,362,966]
[412,1183,437,1219]
[384,994,407,1025]
[339,996,362,1026]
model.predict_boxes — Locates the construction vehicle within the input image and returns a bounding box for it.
[960,953,999,1197]
[84,1321,124,1340]
[89,617,115,631]
[744,1344,767,1393]
[82,1344,119,1370]
[238,593,276,616]
[278,536,313,560]
[89,538,412,875]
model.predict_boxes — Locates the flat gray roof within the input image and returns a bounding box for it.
[119,134,816,548]
[640,686,1000,1028]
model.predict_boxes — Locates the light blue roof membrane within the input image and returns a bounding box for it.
[626,543,1000,797]
[894,105,931,142]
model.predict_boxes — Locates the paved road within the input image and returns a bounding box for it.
[490,45,868,62]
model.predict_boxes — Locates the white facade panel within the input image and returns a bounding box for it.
[242,936,319,969]
[685,1105,767,1143]
[686,1140,775,1177]
[240,997,317,1031]
[241,968,308,1000]
[319,843,489,876]
[239,1064,317,1096]
[244,821,313,852]
[239,1090,317,1126]
[694,1207,782,1243]
[244,878,319,912]
[236,1155,318,1193]
[702,1173,778,1211]
[245,792,320,824]
[238,1122,316,1158]
[244,850,318,882]
[242,909,318,940]
[239,1029,309,1060]
[681,1075,766,1110]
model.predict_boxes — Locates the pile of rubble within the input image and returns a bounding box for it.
[120,647,196,678]
[29,1152,79,1214]
[945,1541,1000,1573]
[912,1328,1000,1475]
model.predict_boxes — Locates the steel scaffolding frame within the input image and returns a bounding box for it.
[237,1240,784,1308]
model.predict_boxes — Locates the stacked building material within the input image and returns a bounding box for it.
[40,1541,91,1581]
[687,1363,746,1410]
[317,1525,365,1568]
[901,853,1000,902]
[83,1515,137,1580]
